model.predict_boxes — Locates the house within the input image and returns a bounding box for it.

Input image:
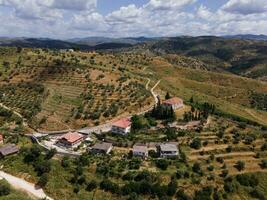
[90,142,113,154]
[0,144,19,157]
[111,118,131,135]
[57,132,85,148]
[162,97,183,110]
[159,143,179,158]
[0,134,3,145]
[133,144,148,158]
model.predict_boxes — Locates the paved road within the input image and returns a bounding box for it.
[0,171,53,200]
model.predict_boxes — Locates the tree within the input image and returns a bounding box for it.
[190,138,202,150]
[45,148,57,159]
[155,159,169,170]
[192,162,201,173]
[235,160,245,171]
[165,92,171,100]
[38,173,49,187]
[0,182,10,196]
[167,178,177,196]
[86,180,97,192]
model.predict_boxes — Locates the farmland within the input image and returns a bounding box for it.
[0,47,153,131]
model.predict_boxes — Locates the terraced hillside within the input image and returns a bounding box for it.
[148,56,267,127]
[0,47,153,130]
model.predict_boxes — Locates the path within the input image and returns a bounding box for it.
[0,171,53,200]
[78,79,161,134]
[0,103,28,127]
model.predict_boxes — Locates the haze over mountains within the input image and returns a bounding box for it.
[0,34,267,50]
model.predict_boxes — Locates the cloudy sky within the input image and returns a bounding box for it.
[0,0,267,39]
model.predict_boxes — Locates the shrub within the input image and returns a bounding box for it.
[0,182,10,196]
[190,138,202,150]
[250,189,265,200]
[38,173,49,187]
[236,174,258,187]
[176,189,192,200]
[260,160,267,169]
[192,162,201,173]
[155,159,169,170]
[207,165,214,171]
[235,160,245,171]
[167,178,177,196]
[86,180,97,192]
[226,145,232,153]
[220,170,228,178]
[261,143,267,151]
[100,179,120,194]
[194,186,213,200]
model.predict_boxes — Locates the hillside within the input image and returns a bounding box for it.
[146,36,267,81]
[147,56,267,127]
[0,47,153,131]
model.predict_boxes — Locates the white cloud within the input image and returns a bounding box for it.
[146,0,196,10]
[52,0,96,11]
[222,0,267,15]
[1,0,267,38]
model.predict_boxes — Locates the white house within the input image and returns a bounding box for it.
[159,143,179,158]
[111,118,132,135]
[162,97,184,110]
[133,144,148,158]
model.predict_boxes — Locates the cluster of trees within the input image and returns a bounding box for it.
[250,92,267,111]
[147,101,176,122]
[185,98,216,122]
[22,145,56,187]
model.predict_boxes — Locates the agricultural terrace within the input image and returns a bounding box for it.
[0,114,267,200]
[0,47,154,131]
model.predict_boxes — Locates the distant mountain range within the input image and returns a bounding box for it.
[224,34,267,41]
[0,35,267,50]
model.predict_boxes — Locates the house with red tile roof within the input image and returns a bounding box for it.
[111,118,132,135]
[162,97,184,110]
[57,132,85,148]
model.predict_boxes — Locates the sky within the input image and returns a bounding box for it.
[0,0,267,39]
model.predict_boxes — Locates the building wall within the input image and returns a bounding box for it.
[111,125,131,135]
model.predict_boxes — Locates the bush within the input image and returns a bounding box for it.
[86,180,97,192]
[176,189,192,200]
[194,186,213,200]
[192,162,201,173]
[190,138,202,150]
[155,159,169,170]
[260,160,267,169]
[167,178,177,196]
[250,189,265,200]
[100,179,120,194]
[0,182,10,196]
[220,170,228,178]
[236,174,258,187]
[235,160,245,171]
[38,173,49,187]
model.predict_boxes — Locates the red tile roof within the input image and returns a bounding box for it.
[112,118,131,129]
[60,132,84,144]
[163,97,183,105]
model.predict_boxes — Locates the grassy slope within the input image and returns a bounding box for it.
[149,57,267,126]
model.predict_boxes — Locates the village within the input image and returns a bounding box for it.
[0,95,202,160]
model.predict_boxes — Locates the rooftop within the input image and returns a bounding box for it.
[160,143,178,152]
[0,144,19,156]
[92,142,113,151]
[133,145,148,153]
[60,132,84,143]
[0,134,3,141]
[112,118,132,129]
[163,97,183,105]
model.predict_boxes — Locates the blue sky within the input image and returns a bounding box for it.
[0,0,267,39]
